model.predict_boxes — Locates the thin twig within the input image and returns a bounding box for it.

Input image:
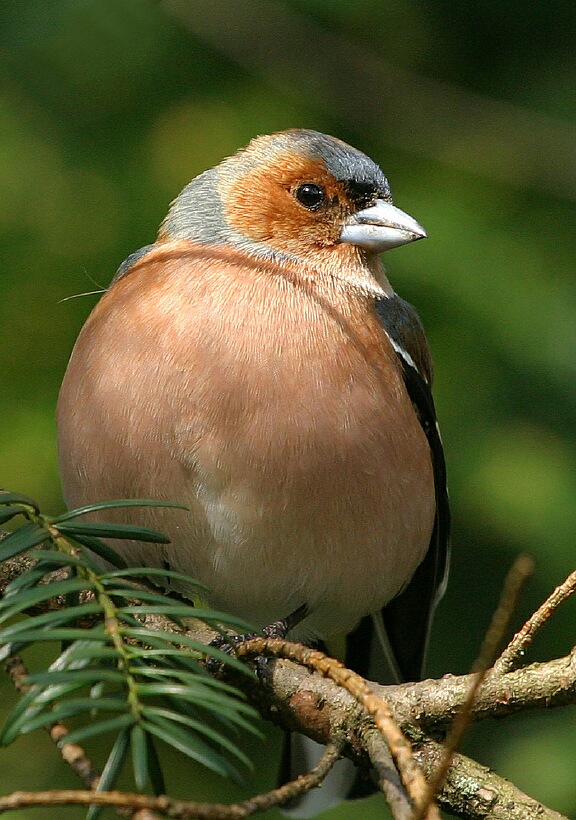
[0,746,342,820]
[3,654,159,819]
[4,654,101,789]
[414,554,534,820]
[3,649,341,818]
[0,790,186,817]
[495,566,576,674]
[365,730,413,820]
[470,555,535,674]
[235,740,342,814]
[235,637,440,820]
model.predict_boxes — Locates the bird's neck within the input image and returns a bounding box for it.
[288,242,394,299]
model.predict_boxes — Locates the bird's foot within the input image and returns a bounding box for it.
[206,604,308,675]
[262,603,309,639]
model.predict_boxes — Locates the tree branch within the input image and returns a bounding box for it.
[234,637,440,819]
[495,567,576,674]
[413,741,566,820]
[1,550,574,819]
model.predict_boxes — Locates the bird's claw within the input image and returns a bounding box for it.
[206,603,309,674]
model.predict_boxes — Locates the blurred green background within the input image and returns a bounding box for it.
[1,1,576,817]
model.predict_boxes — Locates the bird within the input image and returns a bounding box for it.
[57,129,449,816]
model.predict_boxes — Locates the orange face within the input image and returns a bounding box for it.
[223,151,383,265]
[158,130,425,276]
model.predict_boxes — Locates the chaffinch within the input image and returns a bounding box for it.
[57,129,449,816]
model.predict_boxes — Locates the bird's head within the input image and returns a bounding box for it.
[160,129,426,288]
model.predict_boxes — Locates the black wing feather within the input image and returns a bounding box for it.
[346,296,450,683]
[381,350,450,681]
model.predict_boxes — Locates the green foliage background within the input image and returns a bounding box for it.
[1,1,575,817]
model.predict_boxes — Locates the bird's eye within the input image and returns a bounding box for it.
[294,183,325,210]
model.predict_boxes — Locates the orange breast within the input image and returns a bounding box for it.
[57,241,435,638]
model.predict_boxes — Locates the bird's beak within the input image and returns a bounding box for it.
[340,199,427,252]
